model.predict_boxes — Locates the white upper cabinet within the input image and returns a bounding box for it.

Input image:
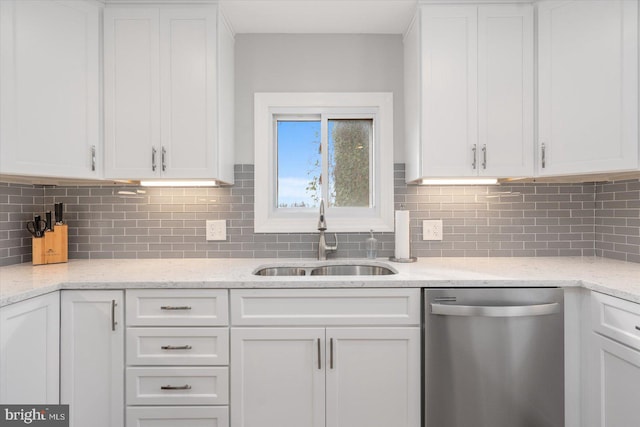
[0,0,101,179]
[104,4,235,183]
[404,4,533,182]
[537,0,639,176]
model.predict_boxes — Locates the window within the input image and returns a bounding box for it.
[255,93,394,233]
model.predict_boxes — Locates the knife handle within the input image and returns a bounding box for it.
[45,211,53,231]
[55,203,64,224]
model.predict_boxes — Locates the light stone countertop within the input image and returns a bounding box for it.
[1,257,639,307]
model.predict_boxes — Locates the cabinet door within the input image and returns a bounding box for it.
[230,328,325,427]
[325,328,420,427]
[0,0,100,179]
[478,4,533,177]
[159,7,218,179]
[0,292,60,404]
[420,6,478,177]
[592,334,640,427]
[61,290,124,427]
[538,0,638,176]
[104,8,160,180]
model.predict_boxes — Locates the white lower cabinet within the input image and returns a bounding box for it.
[61,290,124,427]
[231,328,326,427]
[325,328,420,427]
[590,291,640,427]
[0,292,60,404]
[125,289,230,427]
[591,335,640,427]
[230,289,421,427]
[126,366,229,406]
[127,406,229,427]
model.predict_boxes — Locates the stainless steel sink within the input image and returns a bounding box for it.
[309,265,395,276]
[253,266,308,276]
[252,262,396,276]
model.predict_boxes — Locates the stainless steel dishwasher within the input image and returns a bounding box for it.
[424,288,564,427]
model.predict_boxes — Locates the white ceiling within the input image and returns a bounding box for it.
[219,0,417,34]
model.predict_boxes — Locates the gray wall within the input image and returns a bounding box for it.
[2,170,638,266]
[234,34,405,163]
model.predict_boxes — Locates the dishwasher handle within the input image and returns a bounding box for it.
[431,302,561,317]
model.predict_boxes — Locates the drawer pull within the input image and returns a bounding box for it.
[160,306,192,310]
[635,326,640,332]
[161,345,192,350]
[161,384,192,390]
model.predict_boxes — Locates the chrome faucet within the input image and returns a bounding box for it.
[317,200,338,260]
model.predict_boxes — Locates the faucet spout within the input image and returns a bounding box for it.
[317,200,327,231]
[317,200,337,260]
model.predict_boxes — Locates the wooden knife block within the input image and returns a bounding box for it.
[32,224,68,265]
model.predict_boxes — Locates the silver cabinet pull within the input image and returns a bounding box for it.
[471,144,477,169]
[329,338,334,369]
[541,143,546,169]
[152,147,157,172]
[317,338,321,370]
[160,306,192,310]
[431,302,560,317]
[161,147,167,172]
[91,145,96,172]
[111,300,117,331]
[481,144,487,169]
[161,384,191,390]
[161,345,192,350]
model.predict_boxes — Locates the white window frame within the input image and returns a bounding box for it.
[254,92,394,233]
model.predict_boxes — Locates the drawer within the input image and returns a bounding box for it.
[126,289,228,326]
[230,288,421,326]
[126,406,229,427]
[127,327,229,366]
[126,367,228,405]
[592,291,640,351]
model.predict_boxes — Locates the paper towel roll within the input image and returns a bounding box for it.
[394,210,410,259]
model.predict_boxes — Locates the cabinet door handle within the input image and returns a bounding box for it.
[541,143,546,169]
[161,345,192,350]
[481,144,487,170]
[329,338,334,369]
[111,300,117,331]
[91,145,96,172]
[161,147,167,172]
[471,144,477,170]
[635,326,640,331]
[317,338,322,370]
[160,306,192,310]
[161,384,191,390]
[152,147,157,172]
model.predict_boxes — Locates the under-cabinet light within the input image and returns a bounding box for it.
[420,178,499,185]
[140,180,218,187]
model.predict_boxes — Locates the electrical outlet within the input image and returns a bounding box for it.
[206,220,226,241]
[423,220,443,241]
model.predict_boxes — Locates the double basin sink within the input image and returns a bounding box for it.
[253,261,397,276]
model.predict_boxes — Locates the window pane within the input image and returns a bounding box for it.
[276,120,321,208]
[328,119,372,207]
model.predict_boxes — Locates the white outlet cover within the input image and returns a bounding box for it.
[206,220,226,241]
[423,220,443,241]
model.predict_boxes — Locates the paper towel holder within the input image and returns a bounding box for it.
[389,204,416,263]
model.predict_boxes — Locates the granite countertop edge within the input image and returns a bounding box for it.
[1,257,638,307]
